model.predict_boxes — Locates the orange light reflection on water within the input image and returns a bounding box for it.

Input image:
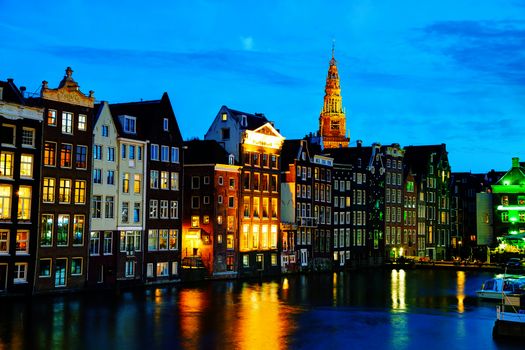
[235,282,294,350]
[456,271,465,313]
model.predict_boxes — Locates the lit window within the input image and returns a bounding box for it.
[44,142,56,166]
[47,109,57,126]
[73,215,84,245]
[17,186,31,220]
[159,230,168,250]
[0,184,12,220]
[57,214,70,246]
[14,263,27,283]
[78,114,87,131]
[21,128,35,147]
[170,201,178,219]
[39,259,51,277]
[169,230,178,250]
[71,258,82,275]
[157,261,169,276]
[122,173,130,193]
[16,230,29,254]
[74,180,86,204]
[149,200,158,219]
[148,230,158,251]
[75,145,88,169]
[171,172,179,190]
[121,202,129,223]
[150,170,159,189]
[0,152,13,177]
[62,112,73,134]
[60,144,72,168]
[134,174,141,193]
[221,113,227,121]
[161,171,169,190]
[58,179,71,203]
[0,230,8,253]
[40,214,53,246]
[191,216,199,228]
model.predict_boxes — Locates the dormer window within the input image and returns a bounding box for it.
[241,115,247,127]
[229,154,234,165]
[123,116,136,134]
[222,113,228,121]
[163,118,169,131]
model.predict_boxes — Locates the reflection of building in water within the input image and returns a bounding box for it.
[456,271,465,313]
[235,282,292,350]
[391,269,406,310]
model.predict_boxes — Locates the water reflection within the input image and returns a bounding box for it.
[390,269,408,348]
[391,269,406,311]
[456,271,466,313]
[235,282,294,350]
[0,270,520,350]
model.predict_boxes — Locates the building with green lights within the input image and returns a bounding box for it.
[491,157,525,247]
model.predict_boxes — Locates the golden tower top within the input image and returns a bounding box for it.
[319,44,349,149]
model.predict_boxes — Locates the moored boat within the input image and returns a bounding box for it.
[476,274,525,300]
[493,293,525,340]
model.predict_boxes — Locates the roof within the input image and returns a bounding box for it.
[404,144,447,176]
[494,158,525,187]
[222,105,269,130]
[0,79,25,104]
[109,92,183,142]
[322,145,372,167]
[183,140,233,165]
[281,139,304,171]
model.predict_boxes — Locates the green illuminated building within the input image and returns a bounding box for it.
[492,157,525,246]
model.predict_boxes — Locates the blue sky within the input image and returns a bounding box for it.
[1,0,524,173]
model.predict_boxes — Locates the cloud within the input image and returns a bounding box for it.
[40,45,310,88]
[240,36,254,51]
[415,20,525,86]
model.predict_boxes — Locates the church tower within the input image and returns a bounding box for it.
[319,45,350,149]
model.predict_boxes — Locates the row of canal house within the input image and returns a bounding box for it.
[0,69,184,295]
[1,64,455,295]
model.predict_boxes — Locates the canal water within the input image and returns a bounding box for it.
[0,269,522,349]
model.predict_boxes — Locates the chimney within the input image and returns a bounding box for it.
[7,78,13,83]
[357,140,362,148]
[512,157,520,168]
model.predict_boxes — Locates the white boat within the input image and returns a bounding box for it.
[493,292,525,339]
[476,274,525,300]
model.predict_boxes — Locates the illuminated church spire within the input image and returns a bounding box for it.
[319,42,350,149]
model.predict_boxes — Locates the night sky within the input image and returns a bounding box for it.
[1,0,524,173]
